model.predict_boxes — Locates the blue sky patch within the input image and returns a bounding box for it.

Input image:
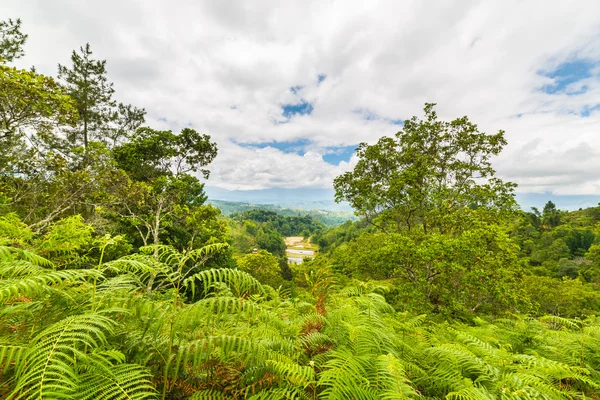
[317,74,327,83]
[354,108,403,125]
[581,104,600,117]
[323,145,358,165]
[290,85,303,95]
[235,139,357,165]
[541,59,596,94]
[282,100,314,118]
[238,138,311,156]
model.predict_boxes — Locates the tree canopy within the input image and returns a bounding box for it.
[334,103,517,234]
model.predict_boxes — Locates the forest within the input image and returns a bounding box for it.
[1,18,600,399]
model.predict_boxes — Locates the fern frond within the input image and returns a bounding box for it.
[446,385,495,400]
[185,243,229,263]
[0,269,99,303]
[8,313,115,399]
[0,246,53,267]
[539,315,581,330]
[247,387,313,400]
[184,268,266,298]
[375,354,420,399]
[77,363,158,400]
[266,359,315,388]
[0,261,43,278]
[188,389,233,399]
[0,344,27,374]
[101,254,160,276]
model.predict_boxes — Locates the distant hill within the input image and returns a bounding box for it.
[208,199,357,226]
[204,186,353,212]
[205,186,600,213]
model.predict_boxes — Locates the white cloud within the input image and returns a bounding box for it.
[3,0,600,192]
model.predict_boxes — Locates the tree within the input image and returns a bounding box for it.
[113,127,217,181]
[0,65,77,144]
[542,200,561,228]
[57,43,145,149]
[0,18,27,63]
[333,221,523,314]
[5,142,128,232]
[0,65,78,195]
[237,249,285,287]
[110,127,218,251]
[334,103,517,234]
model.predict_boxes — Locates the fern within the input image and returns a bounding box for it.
[184,268,266,298]
[8,314,115,399]
[0,269,99,303]
[78,363,157,400]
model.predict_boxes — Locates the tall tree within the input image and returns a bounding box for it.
[542,200,561,228]
[334,103,517,234]
[57,43,145,149]
[0,18,27,63]
[0,66,77,141]
[110,127,218,251]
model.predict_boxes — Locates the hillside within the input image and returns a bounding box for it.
[208,199,357,226]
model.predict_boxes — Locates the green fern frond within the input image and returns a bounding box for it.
[375,354,420,399]
[396,314,427,331]
[8,313,115,399]
[188,389,233,399]
[184,268,266,298]
[446,385,495,400]
[185,243,229,263]
[539,315,581,330]
[77,363,158,400]
[247,387,313,400]
[101,255,160,276]
[266,359,315,388]
[0,261,43,278]
[0,246,53,267]
[0,344,26,374]
[0,269,100,303]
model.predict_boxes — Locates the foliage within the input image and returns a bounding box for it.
[312,218,373,253]
[228,218,286,256]
[1,244,598,398]
[334,103,517,234]
[231,209,325,237]
[0,65,77,141]
[210,200,358,226]
[236,249,285,288]
[0,18,27,63]
[37,215,94,268]
[331,218,525,315]
[58,43,145,148]
[113,127,217,182]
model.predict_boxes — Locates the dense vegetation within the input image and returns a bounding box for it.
[209,200,357,226]
[1,19,600,399]
[226,210,325,258]
[231,210,325,238]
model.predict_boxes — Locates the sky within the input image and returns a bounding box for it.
[4,1,600,209]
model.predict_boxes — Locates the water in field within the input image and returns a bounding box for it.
[285,237,316,264]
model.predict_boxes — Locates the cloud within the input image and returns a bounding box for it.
[4,0,600,193]
[207,141,359,190]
